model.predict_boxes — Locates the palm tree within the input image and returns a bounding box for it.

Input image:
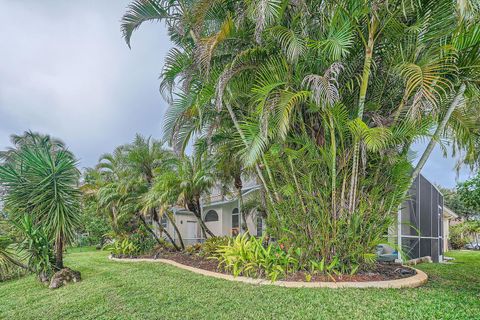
[200,128,251,233]
[94,135,181,250]
[410,21,480,183]
[150,155,216,238]
[122,0,480,269]
[0,132,81,270]
[142,177,186,250]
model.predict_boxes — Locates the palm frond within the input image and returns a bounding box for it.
[121,0,170,48]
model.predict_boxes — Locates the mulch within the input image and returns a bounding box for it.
[112,252,416,283]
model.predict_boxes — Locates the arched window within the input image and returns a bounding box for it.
[205,210,219,222]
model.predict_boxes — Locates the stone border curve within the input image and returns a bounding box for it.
[108,255,427,289]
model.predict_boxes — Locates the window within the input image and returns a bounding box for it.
[256,216,263,237]
[205,210,219,222]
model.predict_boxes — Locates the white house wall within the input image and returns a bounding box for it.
[203,200,260,237]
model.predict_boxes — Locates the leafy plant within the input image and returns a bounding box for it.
[12,215,55,279]
[199,236,230,257]
[215,233,298,282]
[104,238,139,256]
[128,225,158,254]
[0,235,25,277]
[450,224,469,249]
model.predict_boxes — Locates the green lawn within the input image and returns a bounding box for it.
[1,249,479,320]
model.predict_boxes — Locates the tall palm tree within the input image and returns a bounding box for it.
[0,132,81,270]
[122,0,480,269]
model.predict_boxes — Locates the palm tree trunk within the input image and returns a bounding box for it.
[139,213,180,251]
[410,83,466,184]
[154,219,180,251]
[348,15,377,213]
[328,115,337,219]
[55,236,64,270]
[224,102,280,219]
[166,211,185,250]
[234,174,249,234]
[188,198,216,238]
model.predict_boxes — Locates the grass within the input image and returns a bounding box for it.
[1,249,479,320]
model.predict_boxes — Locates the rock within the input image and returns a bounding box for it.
[49,268,81,290]
[38,272,50,284]
[405,256,433,265]
[398,268,415,276]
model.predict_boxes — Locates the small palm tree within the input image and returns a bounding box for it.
[0,132,81,270]
[150,155,216,238]
[93,135,182,249]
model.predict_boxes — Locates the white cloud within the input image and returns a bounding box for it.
[0,0,170,167]
[0,1,472,188]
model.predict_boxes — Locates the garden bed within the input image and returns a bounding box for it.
[111,252,418,283]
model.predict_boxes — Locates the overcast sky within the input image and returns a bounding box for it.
[0,0,473,188]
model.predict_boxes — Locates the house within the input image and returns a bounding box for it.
[201,184,265,238]
[160,183,265,247]
[161,173,447,263]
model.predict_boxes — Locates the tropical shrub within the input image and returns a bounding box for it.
[128,225,158,254]
[215,233,300,282]
[199,236,231,257]
[76,201,112,247]
[0,235,25,281]
[450,224,469,249]
[104,238,139,256]
[12,215,55,279]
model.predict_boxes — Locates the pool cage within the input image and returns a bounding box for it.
[394,174,444,263]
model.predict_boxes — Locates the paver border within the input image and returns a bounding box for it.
[108,255,427,288]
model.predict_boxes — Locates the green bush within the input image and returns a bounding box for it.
[13,216,55,279]
[450,224,468,249]
[215,233,299,282]
[76,211,112,247]
[184,243,202,255]
[199,236,230,257]
[0,264,27,282]
[128,225,157,254]
[104,238,139,256]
